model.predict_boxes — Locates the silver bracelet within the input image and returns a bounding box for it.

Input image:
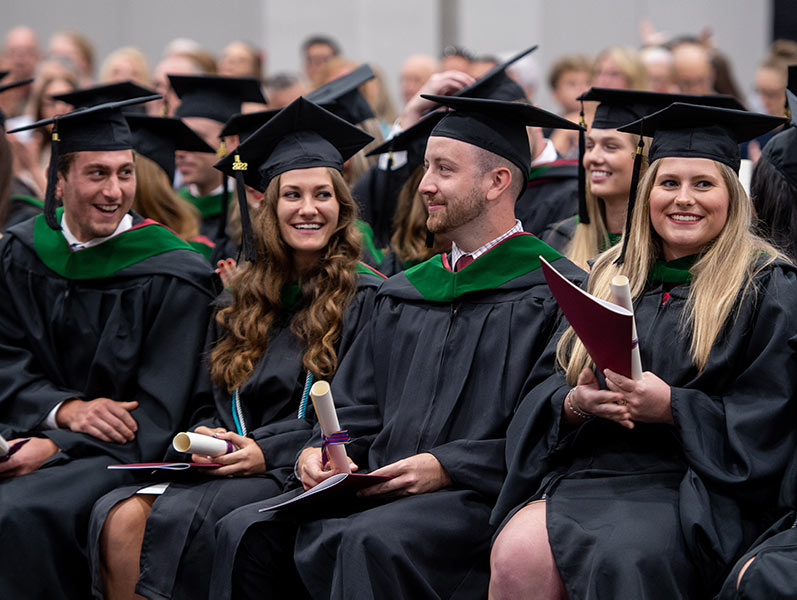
[566,388,593,420]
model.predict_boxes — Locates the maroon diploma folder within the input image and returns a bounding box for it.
[541,257,634,378]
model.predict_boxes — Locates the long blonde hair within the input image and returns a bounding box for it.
[557,159,785,383]
[211,167,361,392]
[133,155,200,240]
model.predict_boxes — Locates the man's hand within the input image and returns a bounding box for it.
[358,452,451,498]
[192,431,267,477]
[0,437,59,478]
[297,446,358,491]
[399,70,475,128]
[56,398,139,443]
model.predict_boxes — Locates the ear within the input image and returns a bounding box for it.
[53,170,65,201]
[484,166,513,201]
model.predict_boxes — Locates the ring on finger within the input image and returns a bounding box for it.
[614,399,627,406]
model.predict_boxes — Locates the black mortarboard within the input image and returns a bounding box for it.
[220,109,279,143]
[214,97,373,262]
[785,65,797,121]
[574,87,746,224]
[617,103,787,172]
[169,74,267,124]
[453,45,537,102]
[613,103,787,264]
[365,110,445,171]
[305,64,375,124]
[53,81,157,110]
[0,78,34,128]
[8,95,160,230]
[579,87,745,130]
[125,115,214,182]
[421,94,583,180]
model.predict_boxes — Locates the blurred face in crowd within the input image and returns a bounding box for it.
[57,150,136,242]
[40,77,75,121]
[48,33,91,80]
[176,117,223,194]
[553,69,591,114]
[594,55,629,90]
[304,42,336,83]
[755,66,786,117]
[672,44,714,95]
[219,41,260,79]
[3,26,39,79]
[583,128,636,205]
[649,157,729,261]
[400,54,438,103]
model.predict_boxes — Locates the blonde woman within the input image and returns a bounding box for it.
[89,98,383,600]
[490,104,796,600]
[544,88,745,269]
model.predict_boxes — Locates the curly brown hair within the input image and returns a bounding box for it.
[210,167,362,392]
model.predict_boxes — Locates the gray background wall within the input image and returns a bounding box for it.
[3,0,773,112]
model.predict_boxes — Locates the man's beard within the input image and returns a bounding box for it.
[426,186,486,234]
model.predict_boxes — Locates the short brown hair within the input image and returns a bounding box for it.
[548,54,592,90]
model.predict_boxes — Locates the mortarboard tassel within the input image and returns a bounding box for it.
[577,103,589,224]
[614,136,646,265]
[425,228,434,248]
[232,154,256,263]
[44,119,62,231]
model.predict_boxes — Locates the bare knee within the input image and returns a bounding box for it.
[489,501,564,600]
[737,555,756,589]
[101,495,155,557]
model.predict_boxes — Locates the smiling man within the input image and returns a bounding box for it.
[0,97,216,598]
[208,96,585,600]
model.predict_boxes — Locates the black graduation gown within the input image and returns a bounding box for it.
[0,213,216,599]
[351,161,411,249]
[4,193,43,229]
[516,160,579,237]
[493,260,797,599]
[541,215,577,253]
[87,269,382,600]
[177,187,231,243]
[209,234,586,600]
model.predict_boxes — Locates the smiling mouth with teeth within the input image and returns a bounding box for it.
[293,223,322,230]
[95,205,119,214]
[669,214,701,222]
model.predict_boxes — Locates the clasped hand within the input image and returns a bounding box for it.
[572,367,673,429]
[190,426,266,477]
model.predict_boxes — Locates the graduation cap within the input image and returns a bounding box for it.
[169,74,267,124]
[170,74,268,239]
[305,64,375,125]
[214,96,373,262]
[453,45,537,102]
[0,77,34,129]
[785,65,797,121]
[219,109,279,143]
[125,115,215,182]
[421,94,583,180]
[52,81,157,110]
[574,87,746,224]
[7,95,160,230]
[613,102,788,263]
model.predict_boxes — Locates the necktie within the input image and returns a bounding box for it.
[455,254,474,272]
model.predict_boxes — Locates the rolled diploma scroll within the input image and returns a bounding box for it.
[610,275,643,380]
[172,432,235,457]
[310,380,351,474]
[0,434,8,457]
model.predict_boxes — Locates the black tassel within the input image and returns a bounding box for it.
[233,160,256,263]
[217,173,230,241]
[44,119,61,231]
[614,137,645,265]
[577,103,589,225]
[425,229,434,248]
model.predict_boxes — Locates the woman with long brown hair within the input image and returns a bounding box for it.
[88,97,384,600]
[490,104,797,600]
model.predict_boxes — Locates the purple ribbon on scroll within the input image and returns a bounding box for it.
[0,438,30,462]
[321,430,349,467]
